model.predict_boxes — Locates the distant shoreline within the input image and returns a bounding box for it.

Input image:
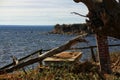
[50,23,92,35]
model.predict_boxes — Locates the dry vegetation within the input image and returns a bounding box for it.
[0,52,120,80]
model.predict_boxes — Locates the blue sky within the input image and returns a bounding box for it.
[0,0,88,25]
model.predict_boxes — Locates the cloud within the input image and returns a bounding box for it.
[0,0,88,25]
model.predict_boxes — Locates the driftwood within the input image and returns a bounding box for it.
[73,0,120,39]
[0,35,87,74]
[0,49,42,70]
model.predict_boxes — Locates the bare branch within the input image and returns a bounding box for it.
[71,12,88,17]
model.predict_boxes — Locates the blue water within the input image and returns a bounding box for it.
[0,25,119,68]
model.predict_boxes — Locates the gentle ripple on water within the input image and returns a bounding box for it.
[0,26,119,68]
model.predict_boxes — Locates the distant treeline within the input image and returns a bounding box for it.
[50,23,92,35]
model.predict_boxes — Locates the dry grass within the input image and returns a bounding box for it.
[0,52,120,80]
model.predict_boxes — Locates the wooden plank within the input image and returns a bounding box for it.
[0,49,42,70]
[43,52,82,61]
[43,52,82,66]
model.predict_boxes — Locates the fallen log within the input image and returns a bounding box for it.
[0,49,42,70]
[0,35,87,74]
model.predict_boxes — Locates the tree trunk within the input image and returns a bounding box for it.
[73,0,120,39]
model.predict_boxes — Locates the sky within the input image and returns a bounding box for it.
[0,0,88,25]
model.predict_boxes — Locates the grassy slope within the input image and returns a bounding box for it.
[0,52,120,80]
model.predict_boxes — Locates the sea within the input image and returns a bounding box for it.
[0,25,120,68]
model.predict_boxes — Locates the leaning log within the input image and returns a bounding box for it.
[0,35,87,74]
[0,49,42,70]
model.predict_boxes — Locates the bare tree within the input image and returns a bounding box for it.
[73,0,120,39]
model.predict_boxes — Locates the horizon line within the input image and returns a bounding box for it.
[0,22,85,26]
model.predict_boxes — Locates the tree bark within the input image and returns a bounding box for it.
[0,35,87,74]
[73,0,120,39]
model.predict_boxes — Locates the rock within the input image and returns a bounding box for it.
[50,23,92,35]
